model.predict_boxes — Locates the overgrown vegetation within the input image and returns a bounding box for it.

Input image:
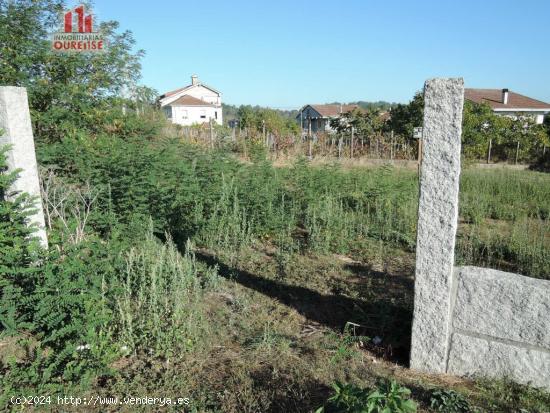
[1,1,550,412]
[3,133,550,411]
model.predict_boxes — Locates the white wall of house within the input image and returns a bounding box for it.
[160,80,223,126]
[494,110,548,125]
[167,105,221,126]
[180,85,221,105]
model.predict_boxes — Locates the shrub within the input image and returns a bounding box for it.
[430,389,473,412]
[114,229,218,358]
[0,146,44,335]
[0,236,124,399]
[317,380,417,413]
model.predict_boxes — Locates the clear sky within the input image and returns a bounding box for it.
[91,0,550,109]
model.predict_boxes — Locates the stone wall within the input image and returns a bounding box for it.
[448,266,550,389]
[410,78,550,390]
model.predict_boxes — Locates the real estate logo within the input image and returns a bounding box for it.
[51,5,105,52]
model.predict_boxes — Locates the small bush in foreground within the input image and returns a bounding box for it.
[317,380,417,413]
[115,231,219,359]
[430,389,473,412]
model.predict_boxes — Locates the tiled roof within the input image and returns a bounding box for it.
[161,86,190,98]
[465,89,550,110]
[160,82,220,100]
[168,95,214,106]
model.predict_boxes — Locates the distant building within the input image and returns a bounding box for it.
[296,104,362,133]
[159,75,222,126]
[465,88,550,124]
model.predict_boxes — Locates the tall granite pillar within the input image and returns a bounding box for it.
[0,87,48,248]
[410,78,464,373]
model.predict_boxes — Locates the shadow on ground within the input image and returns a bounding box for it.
[196,251,414,365]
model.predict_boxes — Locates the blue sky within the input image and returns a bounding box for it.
[91,0,550,108]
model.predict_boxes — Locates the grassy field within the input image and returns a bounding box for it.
[2,138,550,412]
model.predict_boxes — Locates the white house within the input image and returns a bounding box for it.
[159,75,222,126]
[465,88,550,124]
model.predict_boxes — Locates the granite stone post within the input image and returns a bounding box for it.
[410,78,464,373]
[0,87,48,248]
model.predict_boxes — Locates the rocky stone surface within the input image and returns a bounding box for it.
[448,332,550,390]
[410,78,464,373]
[453,266,550,350]
[409,79,550,389]
[0,86,48,247]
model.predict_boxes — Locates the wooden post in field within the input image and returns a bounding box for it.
[515,141,520,165]
[308,117,312,159]
[262,120,267,147]
[338,132,343,159]
[390,130,394,160]
[487,138,492,164]
[209,118,214,148]
[350,126,355,158]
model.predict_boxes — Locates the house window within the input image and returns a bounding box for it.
[200,110,206,119]
[164,106,172,118]
[215,111,218,120]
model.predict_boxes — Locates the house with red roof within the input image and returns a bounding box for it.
[296,104,363,133]
[159,75,222,126]
[464,88,550,124]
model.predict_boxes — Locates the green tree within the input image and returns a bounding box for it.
[0,0,147,142]
[329,108,384,142]
[388,92,424,139]
[236,105,258,130]
[461,101,503,159]
[462,101,549,162]
[257,108,299,136]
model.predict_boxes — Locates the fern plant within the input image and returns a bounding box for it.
[0,146,44,335]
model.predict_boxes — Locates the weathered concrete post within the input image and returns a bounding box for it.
[410,78,464,373]
[0,87,48,248]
